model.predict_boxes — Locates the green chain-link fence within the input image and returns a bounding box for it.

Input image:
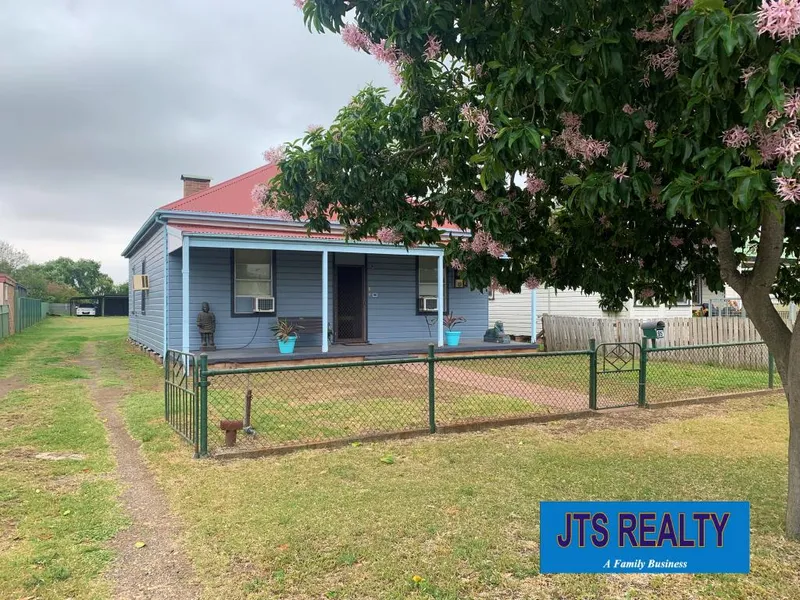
[165,340,778,458]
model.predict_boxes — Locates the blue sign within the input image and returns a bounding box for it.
[540,501,749,574]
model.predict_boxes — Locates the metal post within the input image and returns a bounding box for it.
[588,338,597,410]
[427,344,436,433]
[181,238,191,352]
[198,353,209,457]
[638,337,648,408]
[164,351,170,420]
[768,352,775,389]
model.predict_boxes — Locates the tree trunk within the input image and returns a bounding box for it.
[787,320,800,538]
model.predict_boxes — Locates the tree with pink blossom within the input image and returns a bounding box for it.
[264,0,800,537]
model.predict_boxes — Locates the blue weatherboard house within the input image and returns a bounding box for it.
[122,166,492,361]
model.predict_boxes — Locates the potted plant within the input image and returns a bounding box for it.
[271,319,303,354]
[443,313,466,347]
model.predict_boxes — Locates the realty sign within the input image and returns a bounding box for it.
[540,501,750,574]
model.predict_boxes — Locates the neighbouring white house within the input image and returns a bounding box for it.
[488,277,741,339]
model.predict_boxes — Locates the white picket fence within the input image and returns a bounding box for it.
[540,315,785,369]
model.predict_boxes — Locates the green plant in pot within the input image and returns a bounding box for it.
[271,319,303,354]
[443,313,466,347]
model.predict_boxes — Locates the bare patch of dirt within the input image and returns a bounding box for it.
[541,394,782,438]
[34,452,85,461]
[79,343,201,600]
[0,376,25,400]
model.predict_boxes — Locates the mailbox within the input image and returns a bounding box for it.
[641,320,666,345]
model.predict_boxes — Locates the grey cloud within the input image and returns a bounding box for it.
[0,0,392,281]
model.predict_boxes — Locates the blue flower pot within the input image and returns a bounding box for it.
[445,331,462,347]
[277,335,297,354]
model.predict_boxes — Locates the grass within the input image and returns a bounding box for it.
[455,351,772,407]
[77,319,797,599]
[0,317,129,599]
[4,317,797,599]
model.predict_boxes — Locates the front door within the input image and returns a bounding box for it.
[335,266,366,342]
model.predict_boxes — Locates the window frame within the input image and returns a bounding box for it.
[230,249,276,317]
[415,256,448,315]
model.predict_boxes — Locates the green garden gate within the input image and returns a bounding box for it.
[590,341,644,410]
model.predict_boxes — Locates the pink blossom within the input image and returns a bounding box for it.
[306,124,323,134]
[263,145,286,164]
[251,183,270,207]
[702,238,715,246]
[449,259,464,271]
[460,103,478,125]
[786,90,800,119]
[598,215,610,228]
[778,124,800,162]
[559,112,583,129]
[474,64,484,78]
[424,35,442,61]
[638,259,645,268]
[460,103,496,141]
[646,46,679,79]
[634,24,671,43]
[459,237,472,252]
[766,110,782,127]
[645,120,658,137]
[722,126,751,149]
[525,276,540,290]
[376,227,403,244]
[639,288,655,300]
[293,0,306,8]
[489,277,500,292]
[756,0,800,42]
[669,236,684,247]
[487,240,507,258]
[775,175,800,203]
[274,209,293,222]
[525,172,548,195]
[341,24,370,51]
[741,66,759,85]
[471,230,491,253]
[622,104,636,115]
[636,155,651,170]
[422,114,447,134]
[613,164,629,182]
[303,199,320,214]
[473,190,487,202]
[755,123,784,162]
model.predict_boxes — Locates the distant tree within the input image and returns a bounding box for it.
[0,240,29,276]
[113,282,129,296]
[44,281,80,303]
[42,258,115,296]
[13,264,51,300]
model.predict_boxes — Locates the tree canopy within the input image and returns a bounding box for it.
[262,0,800,536]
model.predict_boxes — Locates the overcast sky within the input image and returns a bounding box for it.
[0,0,392,282]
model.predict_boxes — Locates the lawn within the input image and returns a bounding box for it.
[3,317,797,599]
[0,317,129,600]
[452,351,772,407]
[83,320,797,599]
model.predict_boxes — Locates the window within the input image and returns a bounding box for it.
[417,257,447,313]
[140,259,146,315]
[233,249,274,314]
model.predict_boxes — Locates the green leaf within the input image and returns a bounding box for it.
[380,455,395,465]
[569,42,585,56]
[561,174,582,187]
[693,0,725,10]
[134,541,147,549]
[673,10,696,40]
[727,167,757,179]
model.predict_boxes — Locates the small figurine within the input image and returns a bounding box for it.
[483,321,511,344]
[197,302,216,351]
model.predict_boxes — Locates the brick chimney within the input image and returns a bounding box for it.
[181,174,212,197]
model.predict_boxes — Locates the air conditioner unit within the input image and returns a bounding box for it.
[422,296,438,312]
[253,296,275,313]
[133,275,150,291]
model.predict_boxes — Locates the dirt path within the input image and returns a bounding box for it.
[393,362,590,411]
[80,344,201,600]
[0,376,25,400]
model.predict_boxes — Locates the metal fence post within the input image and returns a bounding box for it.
[164,351,170,421]
[638,337,648,408]
[588,338,598,410]
[198,353,209,457]
[427,344,436,433]
[768,352,775,389]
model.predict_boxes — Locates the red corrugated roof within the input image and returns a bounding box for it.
[160,163,464,233]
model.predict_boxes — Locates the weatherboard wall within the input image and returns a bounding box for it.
[128,225,165,354]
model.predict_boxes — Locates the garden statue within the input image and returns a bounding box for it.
[483,321,510,344]
[197,302,216,351]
